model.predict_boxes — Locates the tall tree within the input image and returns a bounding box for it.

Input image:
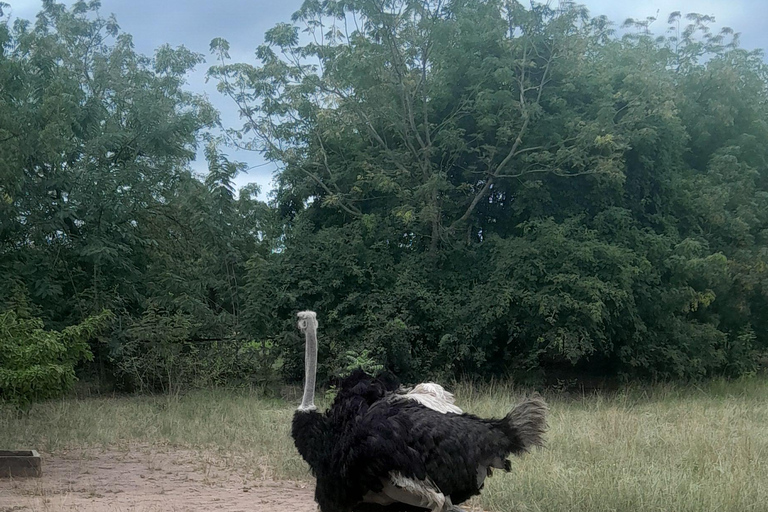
[1,1,268,388]
[215,1,768,381]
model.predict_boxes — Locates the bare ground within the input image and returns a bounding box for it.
[0,447,317,512]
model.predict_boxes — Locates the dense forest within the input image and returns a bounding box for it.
[2,0,767,403]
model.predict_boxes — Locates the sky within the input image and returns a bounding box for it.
[6,0,768,199]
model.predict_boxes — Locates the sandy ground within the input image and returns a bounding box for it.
[0,448,317,512]
[0,449,489,512]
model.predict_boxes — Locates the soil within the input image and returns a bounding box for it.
[0,447,316,511]
[0,448,488,511]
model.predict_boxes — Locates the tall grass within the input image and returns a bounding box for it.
[457,378,768,512]
[2,377,767,511]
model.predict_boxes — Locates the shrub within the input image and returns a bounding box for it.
[0,304,113,408]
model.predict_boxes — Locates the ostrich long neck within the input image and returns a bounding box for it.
[297,311,318,412]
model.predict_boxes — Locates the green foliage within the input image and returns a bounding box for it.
[112,304,281,393]
[3,1,768,388]
[214,1,768,382]
[112,304,197,394]
[340,349,384,378]
[0,295,113,408]
[0,2,270,390]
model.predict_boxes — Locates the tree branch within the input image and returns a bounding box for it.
[450,45,556,231]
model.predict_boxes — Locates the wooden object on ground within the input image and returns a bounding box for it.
[0,450,42,477]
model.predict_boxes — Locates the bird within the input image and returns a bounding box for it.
[292,310,547,512]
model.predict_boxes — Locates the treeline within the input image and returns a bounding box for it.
[0,1,269,395]
[2,1,767,396]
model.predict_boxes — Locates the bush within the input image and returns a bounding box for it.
[0,303,113,408]
[111,305,281,393]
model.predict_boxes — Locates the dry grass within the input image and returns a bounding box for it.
[458,378,768,512]
[2,377,767,512]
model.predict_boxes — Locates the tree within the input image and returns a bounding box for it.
[0,1,269,388]
[215,1,768,381]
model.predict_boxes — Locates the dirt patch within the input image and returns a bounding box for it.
[0,447,316,511]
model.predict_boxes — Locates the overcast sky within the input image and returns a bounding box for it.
[7,0,768,198]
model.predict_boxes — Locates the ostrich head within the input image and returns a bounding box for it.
[297,310,318,412]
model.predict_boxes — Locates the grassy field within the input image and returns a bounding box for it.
[2,377,768,512]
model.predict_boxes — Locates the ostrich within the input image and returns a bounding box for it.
[292,311,547,512]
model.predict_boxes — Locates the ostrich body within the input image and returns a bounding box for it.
[292,311,547,512]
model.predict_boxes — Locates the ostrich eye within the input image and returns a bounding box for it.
[298,319,307,329]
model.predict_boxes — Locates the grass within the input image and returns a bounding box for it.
[2,377,768,512]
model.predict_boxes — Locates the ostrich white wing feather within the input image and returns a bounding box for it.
[400,382,463,414]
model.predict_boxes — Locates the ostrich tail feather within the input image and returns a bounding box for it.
[499,393,548,454]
